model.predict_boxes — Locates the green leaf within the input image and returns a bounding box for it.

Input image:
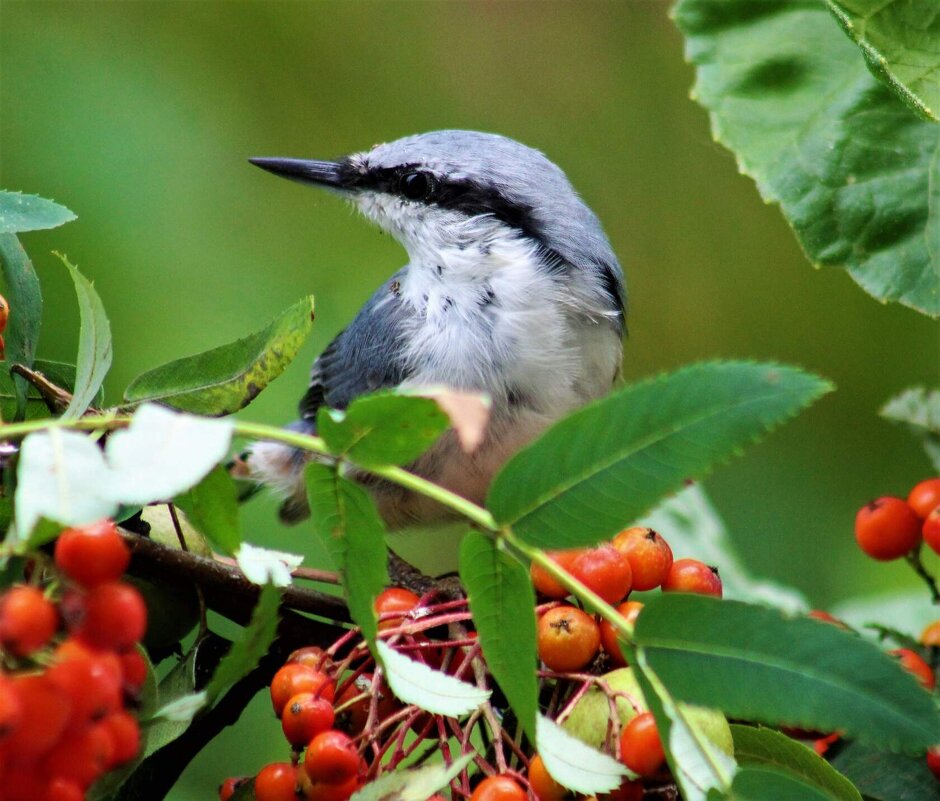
[175,464,241,555]
[730,767,835,801]
[350,754,474,801]
[830,740,940,801]
[536,715,628,794]
[826,0,940,122]
[488,361,831,549]
[204,583,281,704]
[0,190,75,234]
[633,651,736,801]
[880,387,940,472]
[318,392,449,466]
[56,253,112,418]
[831,587,937,642]
[123,295,315,416]
[0,360,104,421]
[673,0,940,317]
[0,234,42,419]
[459,530,538,739]
[235,542,303,587]
[305,462,388,649]
[731,725,862,801]
[377,641,490,716]
[633,594,940,752]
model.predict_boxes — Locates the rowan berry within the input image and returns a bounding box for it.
[927,745,940,781]
[807,610,845,627]
[288,646,330,671]
[281,692,335,748]
[619,711,665,777]
[0,674,23,740]
[0,585,58,656]
[47,641,122,726]
[662,559,722,597]
[6,767,49,801]
[613,527,674,591]
[599,601,643,668]
[854,497,921,560]
[528,754,567,801]
[921,621,940,648]
[44,778,84,801]
[470,775,528,801]
[120,649,148,696]
[255,762,299,801]
[909,479,940,519]
[600,779,644,801]
[0,294,9,334]
[100,709,141,766]
[304,729,359,784]
[54,519,130,587]
[924,507,940,556]
[299,773,359,801]
[570,545,633,604]
[891,648,935,690]
[530,550,584,599]
[42,721,115,789]
[6,674,71,763]
[333,673,395,735]
[74,581,147,651]
[219,777,249,801]
[271,664,335,716]
[537,605,601,672]
[374,588,421,631]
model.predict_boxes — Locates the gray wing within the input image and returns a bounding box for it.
[298,270,414,422]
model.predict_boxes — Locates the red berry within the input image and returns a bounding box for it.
[600,779,644,801]
[42,722,115,789]
[599,601,644,668]
[537,605,601,672]
[612,527,674,591]
[74,581,147,651]
[854,497,922,560]
[304,729,359,784]
[288,646,330,671]
[281,692,335,748]
[909,479,940,519]
[921,621,940,647]
[374,588,421,631]
[219,777,249,801]
[927,745,940,781]
[470,775,527,801]
[55,519,130,587]
[530,550,583,599]
[255,762,299,801]
[333,673,396,736]
[0,674,24,740]
[662,559,722,597]
[807,610,846,628]
[299,773,359,801]
[0,294,9,335]
[924,507,940,556]
[270,664,335,716]
[528,754,565,801]
[0,585,58,656]
[6,674,71,763]
[570,545,633,604]
[47,640,122,726]
[891,648,936,690]
[99,710,141,766]
[44,778,84,801]
[120,649,149,696]
[619,712,665,777]
[6,767,50,801]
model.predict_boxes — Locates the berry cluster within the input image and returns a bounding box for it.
[854,477,940,560]
[0,519,147,801]
[532,526,721,671]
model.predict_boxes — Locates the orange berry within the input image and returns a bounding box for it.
[892,648,935,690]
[612,527,674,591]
[854,497,921,560]
[470,775,528,801]
[570,545,633,604]
[908,479,940,519]
[55,519,130,587]
[374,588,421,631]
[530,550,584,599]
[528,754,567,801]
[270,664,335,715]
[599,601,643,668]
[619,712,665,777]
[662,559,722,597]
[537,605,601,672]
[0,585,58,656]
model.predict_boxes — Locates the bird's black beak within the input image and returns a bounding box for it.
[248,157,345,188]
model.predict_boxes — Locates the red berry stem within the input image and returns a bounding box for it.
[906,546,940,605]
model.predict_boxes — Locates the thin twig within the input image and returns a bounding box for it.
[906,546,940,604]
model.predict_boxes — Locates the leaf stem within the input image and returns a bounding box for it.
[906,546,940,605]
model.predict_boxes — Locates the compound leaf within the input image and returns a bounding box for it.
[0,190,75,234]
[880,387,940,471]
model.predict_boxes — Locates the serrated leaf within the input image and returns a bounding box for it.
[152,691,207,723]
[376,640,490,716]
[0,234,42,419]
[731,725,862,801]
[459,530,538,739]
[0,360,104,421]
[140,643,200,756]
[830,740,940,801]
[319,392,450,467]
[640,484,808,612]
[0,190,75,233]
[123,295,315,416]
[105,403,233,504]
[673,0,940,317]
[305,462,388,648]
[488,362,831,549]
[536,715,628,794]
[634,651,736,801]
[826,0,940,122]
[350,753,475,801]
[633,594,940,752]
[730,767,834,801]
[13,428,115,541]
[205,583,280,704]
[56,254,112,418]
[881,387,940,472]
[235,542,303,587]
[175,464,241,555]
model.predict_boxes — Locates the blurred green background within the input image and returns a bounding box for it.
[1,1,938,796]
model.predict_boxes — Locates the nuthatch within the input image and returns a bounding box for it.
[248,130,625,526]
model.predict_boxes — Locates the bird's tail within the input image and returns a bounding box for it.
[241,418,317,524]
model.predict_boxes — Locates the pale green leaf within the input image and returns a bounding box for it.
[0,234,42,419]
[830,587,937,641]
[350,754,474,801]
[0,190,75,233]
[488,362,831,549]
[175,464,241,555]
[459,530,539,739]
[56,253,112,418]
[234,542,303,587]
[123,295,315,416]
[674,0,940,316]
[536,715,628,794]
[880,386,940,471]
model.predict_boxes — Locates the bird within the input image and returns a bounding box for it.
[247,130,626,528]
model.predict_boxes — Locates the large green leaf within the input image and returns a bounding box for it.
[880,387,940,472]
[0,190,75,234]
[731,725,862,801]
[175,464,242,555]
[730,768,834,801]
[318,392,449,467]
[0,359,103,420]
[673,0,940,317]
[57,254,112,418]
[830,740,940,801]
[535,715,628,795]
[487,361,830,549]
[826,0,940,122]
[0,234,42,419]
[633,594,940,752]
[305,462,388,649]
[459,530,538,739]
[123,295,315,416]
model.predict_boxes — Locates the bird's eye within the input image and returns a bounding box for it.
[399,171,434,201]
